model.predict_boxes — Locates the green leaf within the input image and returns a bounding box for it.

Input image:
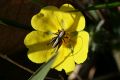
[28,48,58,80]
[87,2,120,10]
[69,2,120,11]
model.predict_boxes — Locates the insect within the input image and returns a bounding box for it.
[50,29,65,48]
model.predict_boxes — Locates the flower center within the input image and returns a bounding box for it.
[50,29,70,48]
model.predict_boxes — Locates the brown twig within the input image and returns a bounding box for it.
[0,53,34,74]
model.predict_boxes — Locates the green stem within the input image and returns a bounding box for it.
[87,2,120,10]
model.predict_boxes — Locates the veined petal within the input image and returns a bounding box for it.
[24,31,54,63]
[57,4,85,31]
[70,31,89,64]
[54,56,75,73]
[31,6,61,33]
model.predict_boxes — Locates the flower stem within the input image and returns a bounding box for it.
[86,2,120,10]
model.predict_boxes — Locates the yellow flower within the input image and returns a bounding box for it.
[24,4,89,73]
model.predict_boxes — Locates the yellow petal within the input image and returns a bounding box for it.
[71,13,85,32]
[52,45,71,68]
[31,4,85,33]
[24,31,54,63]
[54,56,75,73]
[31,6,61,33]
[59,4,85,31]
[60,4,75,11]
[70,31,89,64]
[54,10,74,31]
[27,50,47,63]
